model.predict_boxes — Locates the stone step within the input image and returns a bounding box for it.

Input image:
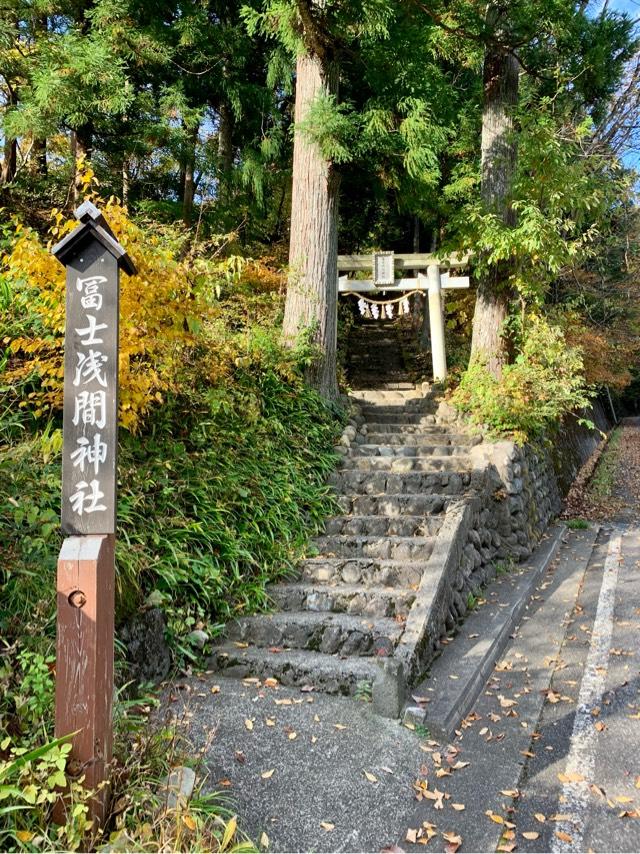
[349,443,468,458]
[350,389,425,404]
[323,514,442,537]
[212,645,380,695]
[337,455,470,473]
[312,533,435,561]
[225,611,404,657]
[359,412,434,424]
[299,556,424,588]
[328,469,470,496]
[360,401,436,415]
[363,420,439,433]
[269,583,416,618]
[361,432,480,447]
[336,493,452,517]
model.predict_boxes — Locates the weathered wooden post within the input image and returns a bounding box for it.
[52,201,136,826]
[426,263,447,382]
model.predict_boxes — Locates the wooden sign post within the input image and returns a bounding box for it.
[52,202,135,825]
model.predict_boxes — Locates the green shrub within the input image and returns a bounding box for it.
[452,317,594,441]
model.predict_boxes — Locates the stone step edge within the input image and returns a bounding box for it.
[211,645,404,716]
[402,522,579,741]
[227,610,403,634]
[268,581,419,601]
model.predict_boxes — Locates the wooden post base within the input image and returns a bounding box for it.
[54,534,115,827]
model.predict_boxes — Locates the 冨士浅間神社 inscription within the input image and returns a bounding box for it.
[54,202,135,535]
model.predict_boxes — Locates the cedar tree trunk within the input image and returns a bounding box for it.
[283,52,340,400]
[470,10,519,377]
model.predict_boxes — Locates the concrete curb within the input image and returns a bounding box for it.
[403,522,567,741]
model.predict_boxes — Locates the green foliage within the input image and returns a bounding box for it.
[565,519,590,530]
[452,317,594,441]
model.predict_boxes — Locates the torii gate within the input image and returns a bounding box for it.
[338,251,470,382]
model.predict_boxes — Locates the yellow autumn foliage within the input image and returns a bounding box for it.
[3,190,207,432]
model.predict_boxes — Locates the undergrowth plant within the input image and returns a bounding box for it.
[451,316,594,442]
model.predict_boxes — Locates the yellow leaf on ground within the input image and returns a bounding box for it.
[534,813,546,823]
[558,772,585,784]
[334,724,347,730]
[261,769,275,779]
[320,822,335,832]
[522,832,539,840]
[182,814,196,831]
[364,771,378,783]
[266,718,276,726]
[406,829,418,843]
[260,831,270,849]
[245,719,254,731]
[555,831,573,844]
[486,811,504,824]
[210,685,220,694]
[451,803,465,811]
[288,732,297,740]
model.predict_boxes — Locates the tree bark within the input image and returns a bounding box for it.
[1,136,17,186]
[217,101,234,199]
[283,52,340,400]
[470,6,519,377]
[31,138,47,176]
[182,124,199,227]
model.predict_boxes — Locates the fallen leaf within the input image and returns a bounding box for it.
[443,831,462,853]
[275,698,292,706]
[500,790,519,798]
[218,779,232,787]
[334,723,347,730]
[266,718,276,727]
[615,795,634,804]
[555,831,573,844]
[210,685,220,694]
[549,814,571,821]
[15,832,34,843]
[595,721,607,732]
[534,813,546,823]
[234,642,249,649]
[244,718,254,731]
[182,814,197,832]
[486,811,504,825]
[451,761,469,770]
[264,677,278,688]
[288,732,297,740]
[320,822,335,832]
[314,714,320,722]
[260,831,270,849]
[364,771,378,783]
[558,771,585,784]
[261,769,275,779]
[405,828,418,844]
[522,831,539,840]
[451,803,465,811]
[234,751,246,764]
[311,735,318,744]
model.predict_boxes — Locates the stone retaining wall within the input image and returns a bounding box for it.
[400,399,609,684]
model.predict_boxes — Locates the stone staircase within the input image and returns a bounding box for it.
[211,384,481,712]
